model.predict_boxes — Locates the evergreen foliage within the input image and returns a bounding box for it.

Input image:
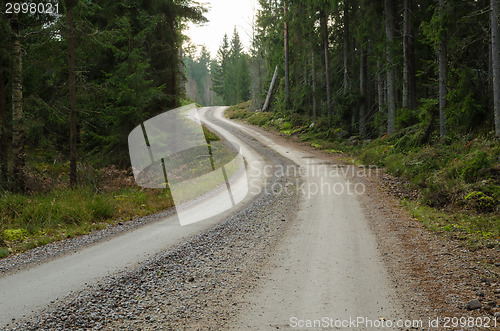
[0,0,207,190]
[251,0,500,139]
[211,30,251,106]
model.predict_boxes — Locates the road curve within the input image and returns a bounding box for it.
[0,106,270,328]
[0,107,404,330]
[212,108,405,330]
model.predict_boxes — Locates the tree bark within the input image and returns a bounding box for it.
[11,14,25,192]
[385,0,396,134]
[312,49,317,119]
[262,66,278,112]
[403,0,417,110]
[343,0,350,95]
[377,57,385,114]
[438,0,447,139]
[321,10,332,118]
[67,1,78,187]
[360,46,367,138]
[284,0,290,109]
[492,0,500,136]
[178,47,185,93]
[0,51,7,186]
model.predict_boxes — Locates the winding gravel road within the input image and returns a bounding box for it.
[1,107,405,330]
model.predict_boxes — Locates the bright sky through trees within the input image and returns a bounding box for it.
[185,0,260,57]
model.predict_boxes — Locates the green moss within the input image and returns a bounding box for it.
[247,113,272,126]
[203,125,220,142]
[2,228,29,242]
[358,145,393,166]
[0,247,9,258]
[404,200,499,249]
[384,153,406,176]
[461,151,490,183]
[465,191,496,213]
[281,122,292,130]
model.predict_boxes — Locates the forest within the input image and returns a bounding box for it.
[0,0,207,191]
[217,0,499,247]
[186,0,500,139]
[0,0,207,256]
[0,0,499,256]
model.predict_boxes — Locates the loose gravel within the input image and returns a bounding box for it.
[2,110,302,331]
[4,174,300,331]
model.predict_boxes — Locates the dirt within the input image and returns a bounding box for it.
[273,129,500,330]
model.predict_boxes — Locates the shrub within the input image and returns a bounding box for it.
[385,153,406,176]
[247,113,272,126]
[281,122,292,130]
[461,151,490,183]
[465,191,496,213]
[3,228,29,242]
[359,145,393,166]
[0,247,8,258]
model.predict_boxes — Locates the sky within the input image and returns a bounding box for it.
[185,0,260,59]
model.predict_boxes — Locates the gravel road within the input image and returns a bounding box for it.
[2,106,408,330]
[1,107,302,330]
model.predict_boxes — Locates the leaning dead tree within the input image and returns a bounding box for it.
[262,66,278,112]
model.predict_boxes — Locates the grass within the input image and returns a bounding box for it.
[404,200,499,250]
[226,101,500,249]
[0,126,237,258]
[0,187,174,255]
[225,101,254,119]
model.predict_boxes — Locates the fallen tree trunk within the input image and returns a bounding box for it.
[262,66,278,112]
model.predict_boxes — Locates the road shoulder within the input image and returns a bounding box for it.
[243,122,500,327]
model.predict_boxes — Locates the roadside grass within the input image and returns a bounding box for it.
[226,101,500,249]
[404,200,499,251]
[0,187,174,255]
[0,126,236,258]
[225,100,254,119]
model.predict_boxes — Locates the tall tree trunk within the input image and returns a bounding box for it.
[0,51,7,186]
[67,1,78,187]
[403,0,417,110]
[321,10,332,118]
[360,46,367,138]
[312,49,317,119]
[489,36,493,90]
[11,14,25,192]
[492,0,500,136]
[384,76,388,106]
[438,0,447,139]
[385,0,396,134]
[284,0,290,108]
[377,58,385,114]
[178,47,185,93]
[343,0,350,95]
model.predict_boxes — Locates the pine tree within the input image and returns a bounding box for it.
[384,0,396,135]
[212,34,230,100]
[492,0,500,136]
[10,13,25,192]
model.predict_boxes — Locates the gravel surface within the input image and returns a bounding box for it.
[296,144,500,330]
[2,109,302,331]
[5,109,499,330]
[223,122,500,330]
[3,172,300,331]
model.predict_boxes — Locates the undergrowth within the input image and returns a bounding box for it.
[0,126,233,258]
[0,184,173,256]
[226,101,500,248]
